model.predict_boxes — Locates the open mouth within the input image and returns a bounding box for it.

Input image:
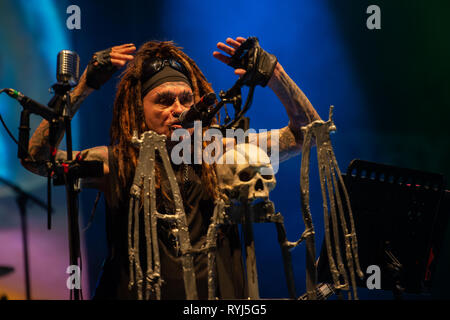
[168,122,194,137]
[169,124,182,132]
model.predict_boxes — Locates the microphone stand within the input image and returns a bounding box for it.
[15,82,103,300]
[0,176,49,300]
[50,82,82,300]
[210,79,262,298]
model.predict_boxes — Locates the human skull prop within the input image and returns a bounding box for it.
[216,143,276,203]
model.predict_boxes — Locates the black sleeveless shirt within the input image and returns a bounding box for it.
[93,147,247,299]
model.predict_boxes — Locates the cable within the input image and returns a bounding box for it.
[0,89,22,146]
[0,113,36,162]
[82,191,102,232]
[0,113,20,147]
[0,90,36,162]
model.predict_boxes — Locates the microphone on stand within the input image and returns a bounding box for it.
[2,50,85,297]
[53,50,86,300]
[179,92,216,128]
[47,50,80,233]
[50,50,80,115]
[2,50,80,118]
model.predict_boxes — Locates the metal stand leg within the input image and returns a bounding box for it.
[128,131,198,300]
[299,106,364,300]
[17,195,31,300]
[275,222,297,299]
[243,219,259,299]
[299,126,317,300]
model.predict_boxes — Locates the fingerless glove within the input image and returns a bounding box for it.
[86,48,119,90]
[228,37,277,87]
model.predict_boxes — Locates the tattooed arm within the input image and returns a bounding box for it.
[28,69,93,161]
[264,62,321,162]
[222,63,321,163]
[214,37,321,163]
[21,70,109,190]
[21,43,135,189]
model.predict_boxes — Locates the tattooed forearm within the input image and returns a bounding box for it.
[260,126,303,163]
[268,63,321,130]
[258,63,321,161]
[277,126,303,161]
[22,69,94,176]
[23,119,76,176]
[69,69,94,116]
[27,120,60,159]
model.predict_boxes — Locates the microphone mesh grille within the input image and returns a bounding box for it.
[57,50,80,86]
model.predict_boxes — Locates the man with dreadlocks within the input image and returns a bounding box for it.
[22,37,321,299]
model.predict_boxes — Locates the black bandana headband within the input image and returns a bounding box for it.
[141,66,192,98]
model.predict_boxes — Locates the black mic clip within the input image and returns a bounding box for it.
[219,82,243,115]
[52,156,104,186]
[48,83,72,117]
[51,82,73,96]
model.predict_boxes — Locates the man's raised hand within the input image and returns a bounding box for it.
[213,37,247,77]
[86,43,136,89]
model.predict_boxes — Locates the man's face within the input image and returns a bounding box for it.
[142,81,194,138]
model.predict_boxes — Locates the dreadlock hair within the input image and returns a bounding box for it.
[110,40,219,204]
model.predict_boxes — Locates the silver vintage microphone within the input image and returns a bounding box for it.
[56,50,80,87]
